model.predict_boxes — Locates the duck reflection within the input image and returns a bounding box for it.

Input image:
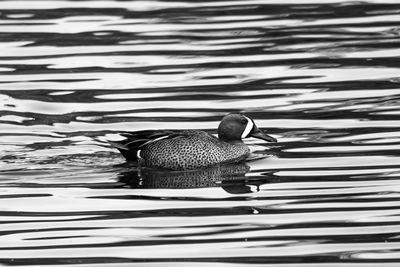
[117,162,273,194]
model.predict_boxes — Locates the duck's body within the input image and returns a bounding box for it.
[111,114,277,170]
[141,130,250,170]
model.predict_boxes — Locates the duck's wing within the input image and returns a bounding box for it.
[109,130,194,161]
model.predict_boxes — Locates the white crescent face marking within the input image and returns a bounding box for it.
[137,149,142,159]
[241,116,254,139]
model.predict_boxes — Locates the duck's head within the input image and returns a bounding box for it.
[218,113,277,143]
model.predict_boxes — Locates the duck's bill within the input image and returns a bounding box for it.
[250,129,277,142]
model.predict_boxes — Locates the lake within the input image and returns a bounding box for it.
[1,0,400,266]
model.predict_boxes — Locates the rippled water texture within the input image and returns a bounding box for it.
[1,0,400,266]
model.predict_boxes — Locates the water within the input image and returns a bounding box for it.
[1,0,400,266]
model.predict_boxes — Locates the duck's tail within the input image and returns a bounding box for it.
[108,130,176,162]
[108,134,150,161]
[108,141,135,161]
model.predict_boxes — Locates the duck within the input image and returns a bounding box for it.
[110,113,277,170]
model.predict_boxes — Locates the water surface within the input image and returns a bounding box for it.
[1,0,400,266]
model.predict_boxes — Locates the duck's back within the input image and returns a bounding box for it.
[140,130,250,170]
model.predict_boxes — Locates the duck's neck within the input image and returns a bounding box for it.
[218,136,244,144]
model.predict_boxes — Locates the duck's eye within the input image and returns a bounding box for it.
[240,118,248,124]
